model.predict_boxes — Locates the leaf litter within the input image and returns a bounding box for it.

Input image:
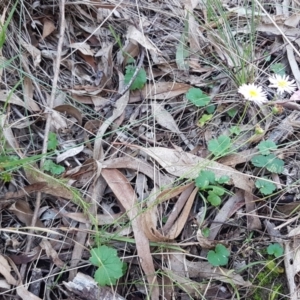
[1,0,300,299]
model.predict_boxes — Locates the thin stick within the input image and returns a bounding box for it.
[20,0,66,280]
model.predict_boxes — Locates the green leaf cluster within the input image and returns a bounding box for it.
[90,245,126,286]
[208,135,232,157]
[267,243,284,258]
[198,114,213,127]
[195,170,229,206]
[124,65,147,90]
[186,88,211,107]
[47,132,59,151]
[251,140,284,174]
[43,160,65,175]
[207,244,230,267]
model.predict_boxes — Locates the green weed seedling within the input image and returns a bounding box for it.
[229,126,241,136]
[195,170,230,206]
[124,64,146,90]
[251,140,283,195]
[208,135,232,158]
[47,132,59,151]
[198,114,213,127]
[42,132,65,176]
[267,243,284,258]
[186,87,211,107]
[255,177,276,196]
[251,140,284,173]
[90,245,126,286]
[43,160,65,175]
[207,244,230,267]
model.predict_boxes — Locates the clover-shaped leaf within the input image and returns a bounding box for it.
[207,191,222,206]
[251,154,284,174]
[124,65,147,90]
[267,243,284,258]
[186,88,211,107]
[195,170,216,189]
[208,135,232,157]
[216,175,230,184]
[47,132,59,151]
[43,160,65,175]
[198,114,213,127]
[255,177,277,195]
[207,244,230,267]
[258,140,277,155]
[90,245,124,286]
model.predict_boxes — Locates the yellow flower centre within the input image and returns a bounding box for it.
[249,89,259,97]
[277,80,288,88]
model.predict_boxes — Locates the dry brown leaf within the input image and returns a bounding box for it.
[141,184,196,242]
[218,149,256,167]
[20,39,41,67]
[56,145,84,163]
[0,113,23,157]
[101,168,159,299]
[54,104,83,126]
[140,147,253,192]
[0,254,42,299]
[46,108,68,132]
[0,90,36,111]
[244,190,261,230]
[42,18,56,38]
[40,240,64,267]
[25,166,75,200]
[16,285,43,300]
[102,156,173,187]
[169,253,251,287]
[0,182,47,201]
[0,254,18,286]
[206,191,245,241]
[163,268,207,297]
[23,77,41,112]
[9,200,45,228]
[126,25,158,52]
[69,42,94,56]
[152,102,193,150]
[130,82,190,102]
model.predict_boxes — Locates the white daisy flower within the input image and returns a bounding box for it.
[238,83,268,105]
[268,74,297,94]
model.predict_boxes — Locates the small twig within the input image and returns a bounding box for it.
[20,0,66,280]
[107,45,145,107]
